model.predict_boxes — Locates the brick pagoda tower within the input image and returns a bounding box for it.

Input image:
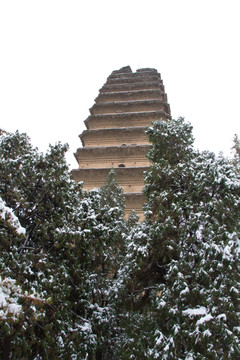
[72,66,171,220]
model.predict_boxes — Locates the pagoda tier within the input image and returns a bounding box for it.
[72,66,171,219]
[74,145,151,169]
[90,99,169,115]
[125,193,145,220]
[84,110,171,130]
[96,89,167,103]
[80,127,149,147]
[101,81,165,92]
[106,74,161,85]
[71,167,149,193]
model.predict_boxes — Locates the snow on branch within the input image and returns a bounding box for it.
[0,197,26,236]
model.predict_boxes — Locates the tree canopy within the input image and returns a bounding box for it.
[0,120,239,359]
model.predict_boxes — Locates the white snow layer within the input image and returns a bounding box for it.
[0,197,26,235]
[0,276,22,320]
[182,306,207,317]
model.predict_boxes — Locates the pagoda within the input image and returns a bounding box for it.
[72,66,171,220]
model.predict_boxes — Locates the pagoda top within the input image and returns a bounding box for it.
[112,66,132,74]
[111,66,159,75]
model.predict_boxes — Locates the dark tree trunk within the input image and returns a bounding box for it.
[96,350,103,360]
[2,335,12,360]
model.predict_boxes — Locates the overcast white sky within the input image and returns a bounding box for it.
[1,0,239,168]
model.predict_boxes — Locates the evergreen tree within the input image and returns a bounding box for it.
[117,119,240,359]
[76,170,128,359]
[0,130,89,359]
[232,134,240,168]
[0,133,128,360]
[2,120,239,359]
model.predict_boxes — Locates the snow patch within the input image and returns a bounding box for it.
[196,314,213,326]
[0,197,26,236]
[0,276,22,320]
[182,306,207,317]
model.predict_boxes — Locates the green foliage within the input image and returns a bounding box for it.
[1,121,239,359]
[77,170,127,359]
[232,133,240,168]
[121,119,240,359]
[0,131,128,359]
[0,130,88,359]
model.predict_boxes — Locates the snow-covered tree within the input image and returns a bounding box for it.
[119,118,240,359]
[1,120,239,359]
[75,170,128,359]
[108,119,240,359]
[0,130,88,359]
[0,131,128,359]
[232,134,240,168]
